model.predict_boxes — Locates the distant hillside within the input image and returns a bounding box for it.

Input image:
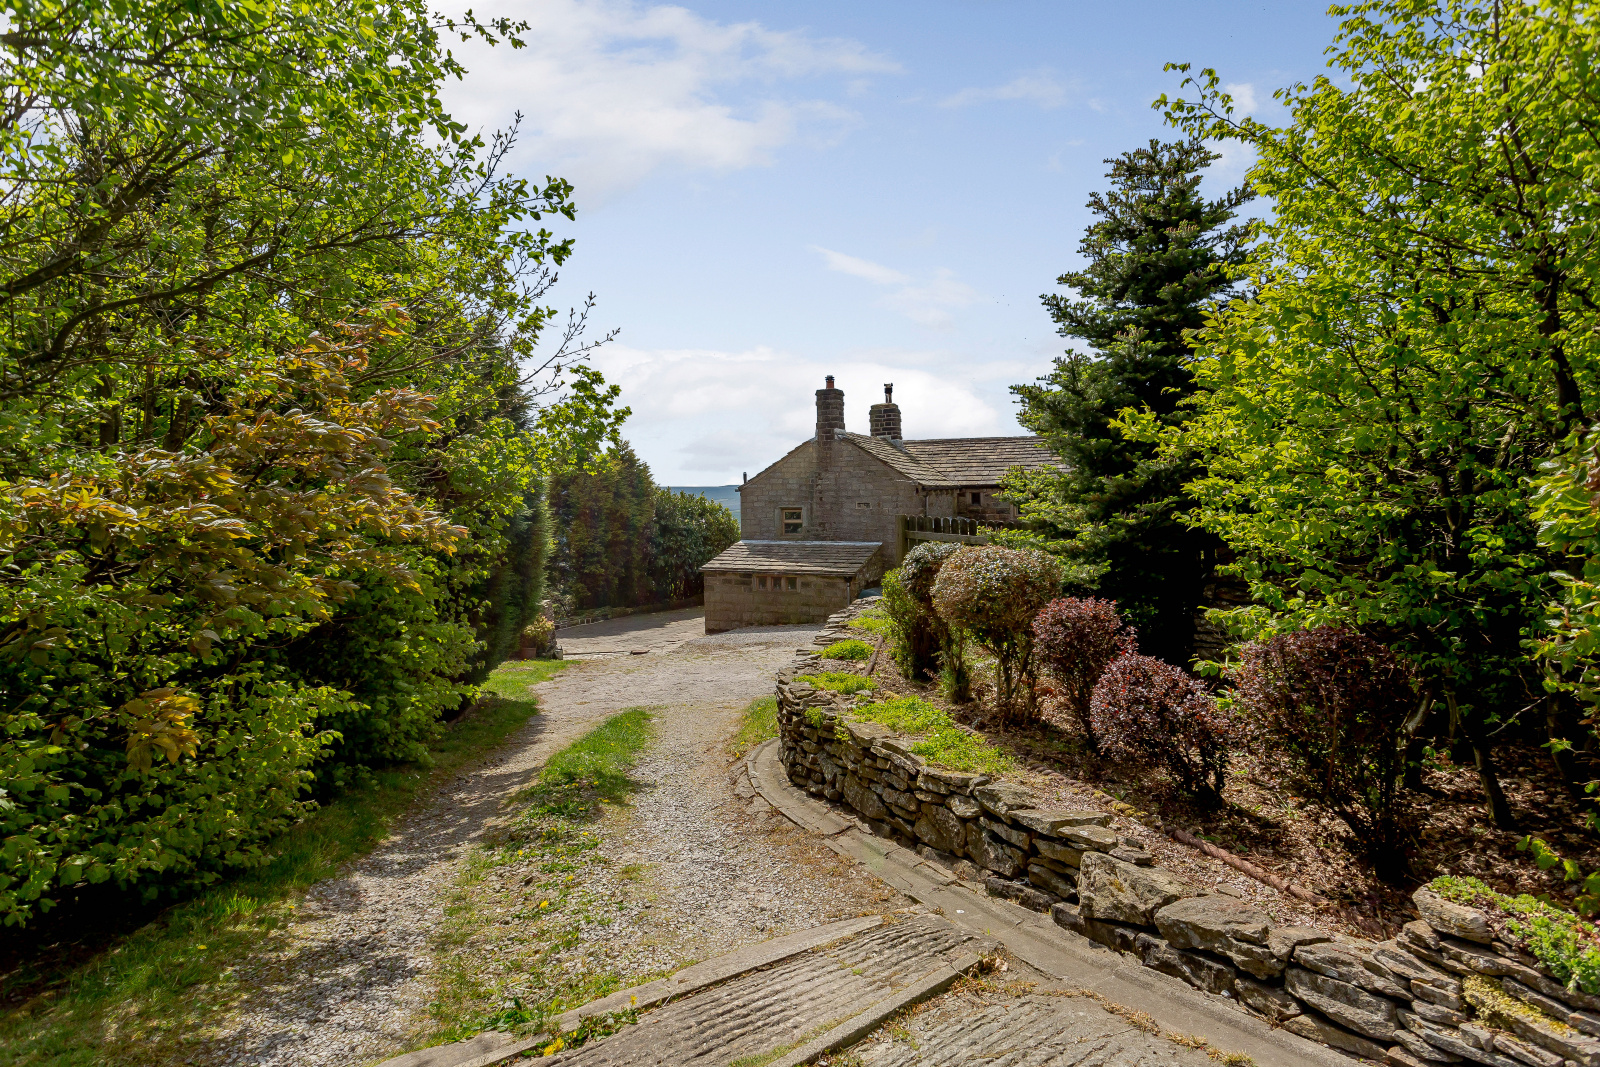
[670,484,741,520]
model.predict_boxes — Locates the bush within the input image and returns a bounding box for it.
[1033,597,1137,750]
[931,546,1062,721]
[1229,626,1417,875]
[882,542,963,684]
[820,639,873,661]
[1090,655,1231,799]
[522,615,557,655]
[797,672,876,695]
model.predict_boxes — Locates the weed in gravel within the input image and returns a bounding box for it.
[425,708,655,1048]
[730,696,779,754]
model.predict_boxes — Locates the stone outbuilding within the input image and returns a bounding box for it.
[737,378,1056,565]
[699,540,884,633]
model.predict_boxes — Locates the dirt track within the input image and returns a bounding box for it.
[201,609,903,1067]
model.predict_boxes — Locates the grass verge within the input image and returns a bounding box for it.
[425,707,656,1049]
[730,696,779,755]
[0,658,572,1067]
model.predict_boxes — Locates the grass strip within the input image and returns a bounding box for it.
[0,658,572,1067]
[731,696,779,755]
[425,707,656,1049]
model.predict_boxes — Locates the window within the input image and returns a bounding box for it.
[758,576,768,589]
[856,501,870,509]
[781,507,803,534]
[970,492,982,505]
[786,576,797,590]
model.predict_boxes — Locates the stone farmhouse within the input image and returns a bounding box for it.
[700,377,1056,632]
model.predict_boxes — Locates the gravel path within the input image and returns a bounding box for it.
[199,610,903,1067]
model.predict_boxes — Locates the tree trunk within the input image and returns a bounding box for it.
[1447,690,1516,830]
[1545,698,1587,801]
[1399,692,1435,791]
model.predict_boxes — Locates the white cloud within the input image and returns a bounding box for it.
[809,246,907,285]
[811,247,980,329]
[589,343,1005,481]
[440,0,899,202]
[1224,81,1258,114]
[940,70,1075,109]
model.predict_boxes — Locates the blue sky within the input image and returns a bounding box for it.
[441,1,1343,485]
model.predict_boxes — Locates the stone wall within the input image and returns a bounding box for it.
[705,573,857,633]
[777,601,1600,1067]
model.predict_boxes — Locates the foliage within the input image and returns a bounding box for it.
[649,488,740,602]
[0,659,566,1066]
[1518,837,1600,919]
[1033,597,1138,750]
[821,640,874,662]
[0,0,620,926]
[547,448,736,611]
[797,672,876,695]
[1432,875,1600,995]
[931,546,1062,720]
[1008,138,1252,663]
[848,610,895,637]
[1229,627,1417,875]
[1147,0,1600,827]
[848,695,1015,776]
[882,542,963,684]
[1090,655,1230,799]
[521,616,557,655]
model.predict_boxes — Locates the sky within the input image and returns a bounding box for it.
[440,1,1345,486]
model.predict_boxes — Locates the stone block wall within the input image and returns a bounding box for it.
[705,573,857,633]
[776,601,1600,1067]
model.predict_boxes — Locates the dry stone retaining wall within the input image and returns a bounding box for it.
[777,600,1600,1067]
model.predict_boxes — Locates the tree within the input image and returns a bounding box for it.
[1008,139,1253,663]
[0,0,622,924]
[1150,0,1600,829]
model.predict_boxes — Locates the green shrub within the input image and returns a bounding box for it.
[849,696,1014,776]
[820,639,873,661]
[797,672,877,695]
[932,546,1062,721]
[882,543,969,698]
[1431,875,1600,994]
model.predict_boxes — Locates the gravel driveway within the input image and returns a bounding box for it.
[200,609,903,1067]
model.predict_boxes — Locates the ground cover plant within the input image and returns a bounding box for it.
[427,706,655,1049]
[845,696,1014,777]
[797,672,877,695]
[820,640,874,662]
[0,659,570,1067]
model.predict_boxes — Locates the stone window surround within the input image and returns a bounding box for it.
[779,505,804,535]
[755,574,804,591]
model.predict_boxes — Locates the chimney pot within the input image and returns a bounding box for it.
[825,374,834,389]
[885,383,893,402]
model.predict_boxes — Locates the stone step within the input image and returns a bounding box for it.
[549,915,993,1066]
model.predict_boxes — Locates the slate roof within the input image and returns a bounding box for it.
[902,435,1055,486]
[700,540,883,576]
[842,432,959,489]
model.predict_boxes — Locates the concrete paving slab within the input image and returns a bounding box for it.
[746,740,1355,1067]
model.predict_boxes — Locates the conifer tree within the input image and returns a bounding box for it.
[1010,138,1252,662]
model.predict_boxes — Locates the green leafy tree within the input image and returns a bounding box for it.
[0,0,623,924]
[1149,0,1600,828]
[1009,139,1253,663]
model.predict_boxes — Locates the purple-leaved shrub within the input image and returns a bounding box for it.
[1090,654,1231,799]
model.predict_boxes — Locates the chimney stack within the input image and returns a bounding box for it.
[869,382,902,441]
[816,375,845,442]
